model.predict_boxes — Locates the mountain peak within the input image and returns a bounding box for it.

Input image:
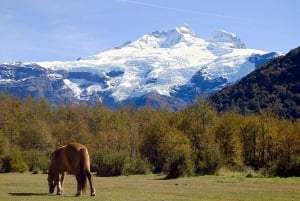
[175,24,196,36]
[129,24,198,49]
[207,30,246,49]
[151,24,196,37]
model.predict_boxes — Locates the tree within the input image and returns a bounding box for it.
[0,131,10,157]
[159,127,194,178]
[138,107,170,173]
[275,120,300,176]
[19,119,52,151]
[51,103,91,146]
[256,112,279,168]
[174,99,220,174]
[240,115,260,168]
[1,97,23,147]
[215,112,242,168]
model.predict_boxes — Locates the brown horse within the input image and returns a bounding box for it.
[47,142,96,196]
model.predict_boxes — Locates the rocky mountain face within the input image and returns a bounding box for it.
[0,25,279,109]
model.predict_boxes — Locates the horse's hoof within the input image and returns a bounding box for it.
[75,193,81,197]
[91,192,96,196]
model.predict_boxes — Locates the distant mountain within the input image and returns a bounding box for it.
[210,46,300,119]
[0,25,279,109]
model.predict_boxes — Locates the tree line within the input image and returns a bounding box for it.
[0,94,300,178]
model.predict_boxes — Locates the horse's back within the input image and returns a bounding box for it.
[51,142,89,173]
[67,142,87,149]
[66,143,91,170]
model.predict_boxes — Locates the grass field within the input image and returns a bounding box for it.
[0,173,300,201]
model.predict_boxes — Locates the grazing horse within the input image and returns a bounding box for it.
[47,142,96,196]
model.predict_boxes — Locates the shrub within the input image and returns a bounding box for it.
[123,157,151,175]
[273,156,300,177]
[164,154,193,179]
[196,148,221,175]
[92,149,127,176]
[159,128,194,179]
[1,152,28,173]
[23,150,49,173]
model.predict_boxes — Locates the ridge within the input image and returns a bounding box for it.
[207,30,246,49]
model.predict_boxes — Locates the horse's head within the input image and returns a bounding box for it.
[47,169,56,194]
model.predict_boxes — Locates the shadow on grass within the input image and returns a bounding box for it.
[9,193,77,197]
[9,192,49,196]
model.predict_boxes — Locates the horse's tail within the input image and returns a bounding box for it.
[79,148,88,193]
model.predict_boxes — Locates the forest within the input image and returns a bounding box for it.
[0,93,300,178]
[211,46,300,119]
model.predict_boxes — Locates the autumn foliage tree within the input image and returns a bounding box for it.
[0,93,300,177]
[159,126,194,178]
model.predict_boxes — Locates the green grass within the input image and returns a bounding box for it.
[1,173,300,201]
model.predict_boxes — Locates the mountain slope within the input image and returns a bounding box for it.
[0,25,278,109]
[210,46,300,119]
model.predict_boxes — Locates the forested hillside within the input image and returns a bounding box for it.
[1,94,300,178]
[210,47,300,119]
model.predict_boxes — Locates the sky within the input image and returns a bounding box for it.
[0,0,299,62]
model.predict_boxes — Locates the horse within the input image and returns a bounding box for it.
[47,142,96,196]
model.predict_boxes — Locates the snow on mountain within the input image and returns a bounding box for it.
[37,25,273,101]
[1,25,279,109]
[207,30,246,49]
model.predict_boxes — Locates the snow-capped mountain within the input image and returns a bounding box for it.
[0,25,279,109]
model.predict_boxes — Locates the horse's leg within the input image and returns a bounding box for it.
[86,171,96,196]
[60,172,65,195]
[75,174,82,196]
[56,174,62,195]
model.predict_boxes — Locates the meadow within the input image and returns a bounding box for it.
[1,173,300,201]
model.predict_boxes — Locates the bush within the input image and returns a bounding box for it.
[1,152,28,173]
[92,149,127,177]
[23,150,49,173]
[159,128,194,179]
[196,148,221,175]
[273,156,300,177]
[164,154,194,179]
[123,157,151,175]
